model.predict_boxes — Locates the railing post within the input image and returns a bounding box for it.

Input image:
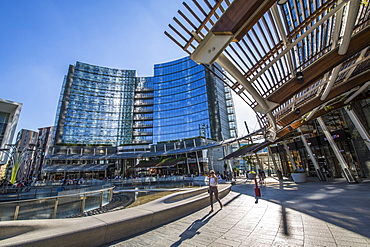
[99,191,104,208]
[53,198,59,219]
[109,188,113,202]
[81,194,86,214]
[14,205,20,220]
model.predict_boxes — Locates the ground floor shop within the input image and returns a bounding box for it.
[227,101,370,183]
[267,105,370,182]
[43,138,235,180]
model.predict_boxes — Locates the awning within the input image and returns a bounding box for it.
[134,160,158,168]
[221,141,270,160]
[135,159,183,169]
[155,159,181,168]
[42,164,113,172]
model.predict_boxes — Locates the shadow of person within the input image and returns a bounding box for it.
[170,209,220,247]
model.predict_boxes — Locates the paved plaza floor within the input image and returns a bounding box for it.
[104,177,370,247]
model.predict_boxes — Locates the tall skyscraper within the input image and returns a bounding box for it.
[54,62,153,146]
[153,57,235,143]
[55,58,236,147]
[47,57,237,177]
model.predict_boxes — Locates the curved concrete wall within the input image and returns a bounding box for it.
[0,184,231,246]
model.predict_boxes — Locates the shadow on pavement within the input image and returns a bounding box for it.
[231,177,370,239]
[170,209,221,247]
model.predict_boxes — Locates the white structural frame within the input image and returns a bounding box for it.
[316,117,357,183]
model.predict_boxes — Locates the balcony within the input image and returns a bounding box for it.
[132,139,152,144]
[133,115,153,121]
[134,100,154,106]
[134,93,154,99]
[132,131,153,136]
[133,107,153,113]
[133,123,153,128]
[134,87,154,93]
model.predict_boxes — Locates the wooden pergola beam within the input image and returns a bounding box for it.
[276,69,370,127]
[267,25,370,105]
[275,90,369,139]
[212,0,276,41]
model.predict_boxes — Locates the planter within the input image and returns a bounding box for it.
[291,173,307,183]
[247,173,257,179]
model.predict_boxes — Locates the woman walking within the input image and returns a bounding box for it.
[208,170,222,213]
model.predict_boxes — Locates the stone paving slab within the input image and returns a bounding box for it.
[104,177,370,247]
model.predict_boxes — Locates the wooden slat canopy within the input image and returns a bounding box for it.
[165,0,370,142]
[212,0,276,41]
[267,26,370,105]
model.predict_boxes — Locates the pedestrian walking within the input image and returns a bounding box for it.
[208,170,222,213]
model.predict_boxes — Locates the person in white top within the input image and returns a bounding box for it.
[208,170,223,213]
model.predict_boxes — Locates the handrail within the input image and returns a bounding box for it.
[0,187,114,221]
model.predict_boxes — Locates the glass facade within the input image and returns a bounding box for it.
[153,57,235,143]
[55,58,236,147]
[55,62,140,146]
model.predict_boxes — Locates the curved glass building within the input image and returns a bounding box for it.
[47,58,237,178]
[54,58,236,147]
[54,62,153,146]
[153,57,235,143]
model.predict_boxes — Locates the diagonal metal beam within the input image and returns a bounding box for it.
[216,53,276,113]
[339,0,361,55]
[249,0,349,85]
[344,81,370,104]
[320,65,342,101]
[271,4,295,77]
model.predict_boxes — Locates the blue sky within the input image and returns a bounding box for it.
[0,0,257,139]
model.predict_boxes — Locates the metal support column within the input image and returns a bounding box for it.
[283,140,297,171]
[254,153,262,171]
[210,148,215,171]
[223,145,233,175]
[185,153,190,174]
[345,107,370,151]
[317,117,357,183]
[195,151,201,175]
[268,146,282,180]
[297,128,325,181]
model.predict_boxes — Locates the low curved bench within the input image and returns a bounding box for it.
[0,184,231,247]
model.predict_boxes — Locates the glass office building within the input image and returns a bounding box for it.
[54,58,236,147]
[54,62,153,146]
[153,57,235,143]
[47,58,237,178]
